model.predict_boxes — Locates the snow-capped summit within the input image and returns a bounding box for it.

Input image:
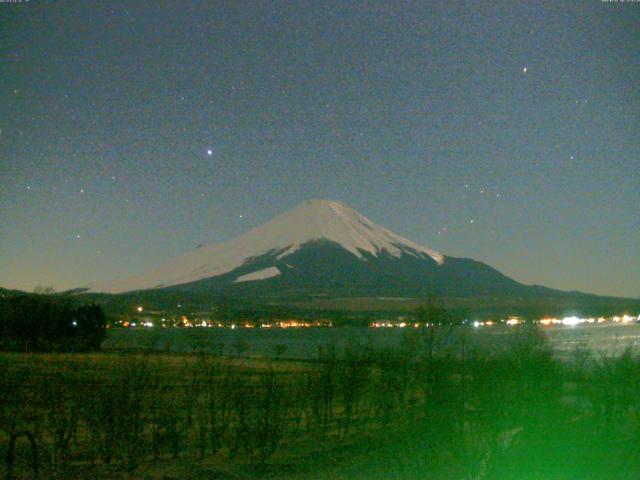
[91,199,444,294]
[254,199,443,263]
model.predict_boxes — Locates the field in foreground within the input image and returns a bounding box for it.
[3,325,640,479]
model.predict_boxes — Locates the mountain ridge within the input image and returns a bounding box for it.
[89,199,444,294]
[81,199,635,316]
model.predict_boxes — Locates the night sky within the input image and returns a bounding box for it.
[1,1,638,297]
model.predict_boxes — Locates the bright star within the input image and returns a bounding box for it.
[522,67,528,73]
[207,149,213,156]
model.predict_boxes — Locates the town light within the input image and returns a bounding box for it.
[561,316,581,327]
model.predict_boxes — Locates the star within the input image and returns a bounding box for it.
[80,188,85,194]
[207,149,213,156]
[470,220,475,224]
[75,234,81,239]
[522,67,528,73]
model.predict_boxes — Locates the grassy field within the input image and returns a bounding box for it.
[3,325,640,479]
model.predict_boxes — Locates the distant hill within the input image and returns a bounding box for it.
[0,286,30,298]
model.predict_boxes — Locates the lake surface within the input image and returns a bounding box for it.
[103,323,640,360]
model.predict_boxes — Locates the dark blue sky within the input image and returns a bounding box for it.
[1,1,638,297]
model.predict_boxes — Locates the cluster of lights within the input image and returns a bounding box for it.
[613,315,637,323]
[372,315,637,329]
[270,320,331,328]
[537,315,638,327]
[370,322,428,328]
[471,314,639,328]
[473,320,496,327]
[371,321,395,328]
[117,309,333,329]
[119,306,638,330]
[537,316,595,327]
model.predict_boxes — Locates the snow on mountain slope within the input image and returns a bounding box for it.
[90,199,443,293]
[234,266,281,283]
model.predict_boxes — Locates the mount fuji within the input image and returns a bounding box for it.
[88,199,562,301]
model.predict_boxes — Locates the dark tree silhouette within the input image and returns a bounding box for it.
[0,295,107,352]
